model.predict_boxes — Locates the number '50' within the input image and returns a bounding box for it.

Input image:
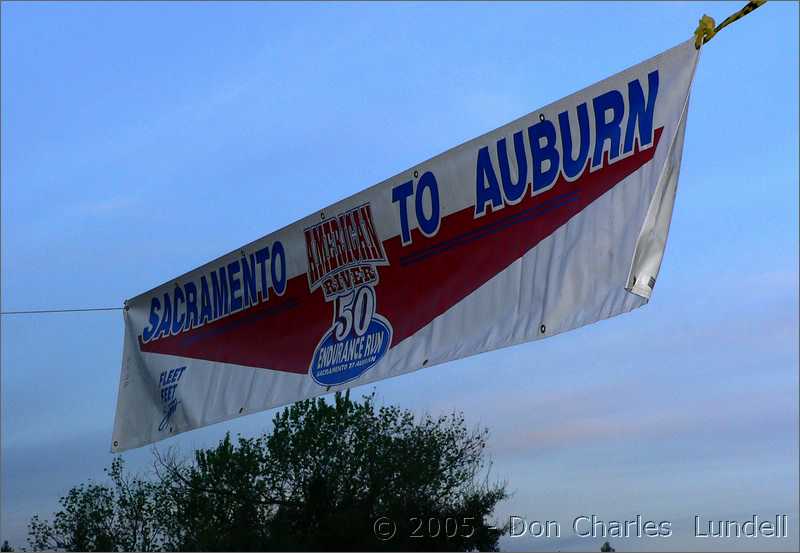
[334,286,376,341]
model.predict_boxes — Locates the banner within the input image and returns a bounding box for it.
[112,39,700,452]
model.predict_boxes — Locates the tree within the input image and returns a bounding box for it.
[28,458,166,551]
[600,541,615,552]
[1,541,15,552]
[29,392,507,551]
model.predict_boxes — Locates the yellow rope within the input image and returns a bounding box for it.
[694,0,767,49]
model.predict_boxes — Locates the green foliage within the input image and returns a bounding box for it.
[28,458,165,551]
[157,433,274,551]
[28,392,507,551]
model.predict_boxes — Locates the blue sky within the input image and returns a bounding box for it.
[1,1,797,550]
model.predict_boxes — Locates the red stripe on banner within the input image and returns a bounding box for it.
[140,128,663,374]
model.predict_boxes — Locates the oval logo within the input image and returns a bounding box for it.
[309,315,392,386]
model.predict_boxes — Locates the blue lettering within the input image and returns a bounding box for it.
[392,180,414,244]
[624,70,659,153]
[592,89,625,168]
[210,268,229,319]
[255,246,270,302]
[143,296,161,342]
[475,146,502,216]
[156,293,172,339]
[171,285,185,335]
[271,241,286,295]
[241,254,258,307]
[199,275,213,324]
[184,282,198,331]
[227,260,242,312]
[528,119,560,193]
[497,131,528,203]
[415,171,440,236]
[559,102,590,179]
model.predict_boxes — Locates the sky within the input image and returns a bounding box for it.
[1,1,798,551]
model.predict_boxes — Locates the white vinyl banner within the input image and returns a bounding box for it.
[112,39,700,452]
